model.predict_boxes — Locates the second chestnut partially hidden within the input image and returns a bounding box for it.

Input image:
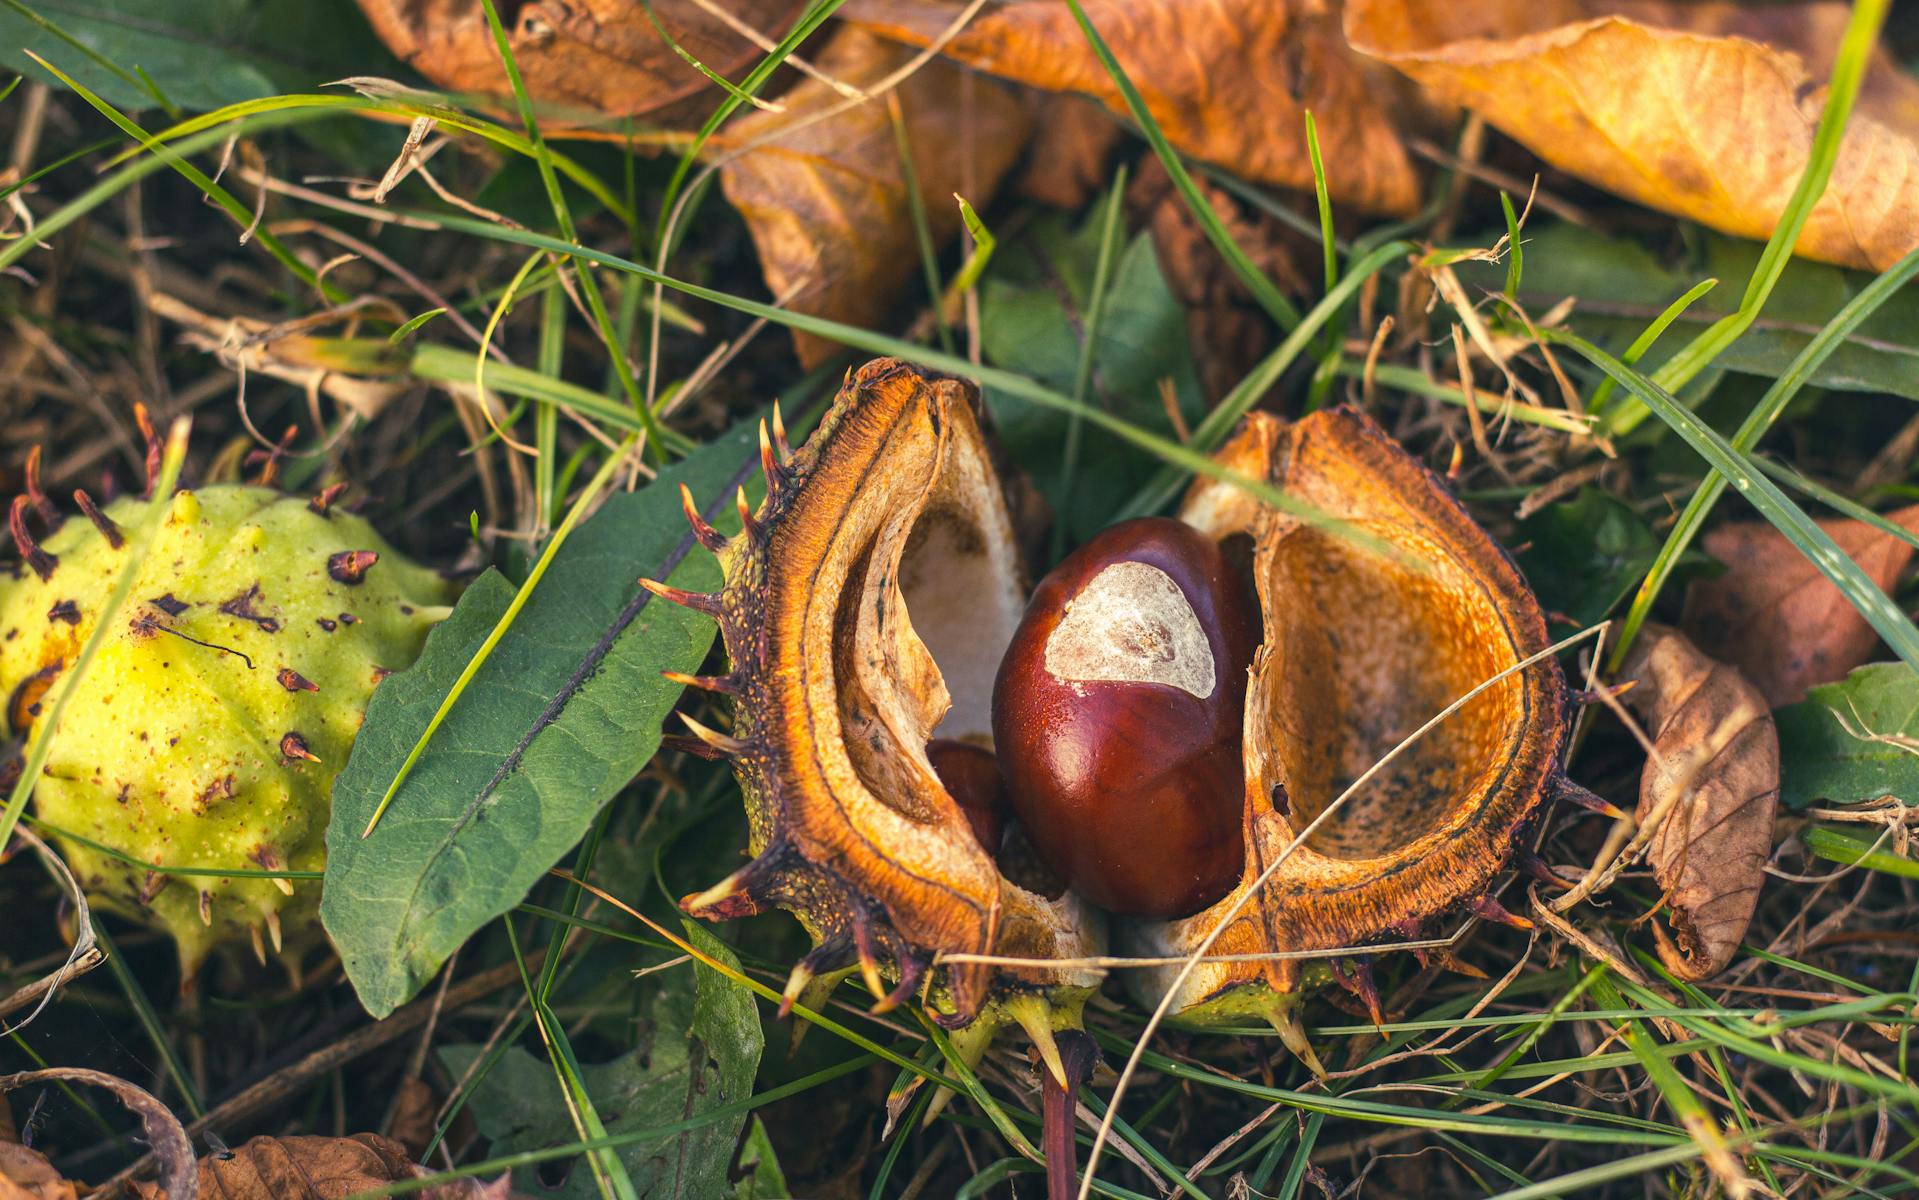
[988,517,1257,919]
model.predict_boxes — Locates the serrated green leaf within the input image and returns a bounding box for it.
[1776,663,1919,809]
[439,924,764,1199]
[0,0,399,112]
[323,419,762,1017]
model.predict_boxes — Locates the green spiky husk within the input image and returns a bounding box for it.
[2,485,452,973]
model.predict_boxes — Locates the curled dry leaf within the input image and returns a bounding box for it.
[841,0,1429,215]
[716,29,1029,367]
[1345,0,1919,272]
[1682,505,1919,707]
[0,1069,192,1200]
[1620,624,1779,982]
[130,1134,511,1200]
[355,0,804,120]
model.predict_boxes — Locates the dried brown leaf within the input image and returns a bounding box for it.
[1015,95,1124,210]
[716,29,1029,366]
[1682,505,1919,707]
[0,1070,192,1200]
[355,0,804,120]
[1621,624,1779,982]
[841,0,1429,215]
[132,1134,512,1200]
[0,1142,78,1200]
[1345,0,1919,272]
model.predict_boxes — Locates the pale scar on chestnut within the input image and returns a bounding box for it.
[1042,561,1216,698]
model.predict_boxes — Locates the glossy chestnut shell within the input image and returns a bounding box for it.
[926,738,1008,854]
[992,517,1258,918]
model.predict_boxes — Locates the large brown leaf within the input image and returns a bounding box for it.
[1682,505,1919,707]
[356,0,804,120]
[840,0,1429,216]
[716,29,1029,366]
[1345,0,1919,272]
[1621,625,1779,982]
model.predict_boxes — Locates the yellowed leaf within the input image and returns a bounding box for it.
[355,0,804,120]
[716,29,1030,366]
[1345,0,1919,272]
[1621,624,1779,982]
[1682,505,1919,707]
[841,0,1429,216]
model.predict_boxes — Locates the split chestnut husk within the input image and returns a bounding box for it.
[663,359,1104,1053]
[661,359,1568,1098]
[1129,409,1568,1064]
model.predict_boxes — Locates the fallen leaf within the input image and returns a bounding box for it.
[1345,0,1919,272]
[1621,624,1779,981]
[1682,505,1919,707]
[1015,95,1124,210]
[383,1076,438,1159]
[0,1069,192,1200]
[841,0,1429,216]
[1775,662,1919,809]
[716,28,1029,366]
[1,1141,78,1200]
[132,1134,512,1200]
[355,0,804,120]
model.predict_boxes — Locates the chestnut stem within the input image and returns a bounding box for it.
[1042,1031,1101,1200]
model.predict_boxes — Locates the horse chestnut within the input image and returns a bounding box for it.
[927,738,1007,854]
[992,517,1257,918]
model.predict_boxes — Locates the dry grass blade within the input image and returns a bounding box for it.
[0,827,100,1031]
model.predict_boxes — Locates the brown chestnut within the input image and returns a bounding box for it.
[927,737,1007,854]
[991,517,1257,918]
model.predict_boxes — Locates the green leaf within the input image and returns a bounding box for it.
[1775,663,1919,809]
[0,0,399,112]
[439,925,765,1199]
[1514,489,1714,629]
[1468,224,1919,401]
[323,419,761,1017]
[980,222,1203,542]
[730,1117,787,1199]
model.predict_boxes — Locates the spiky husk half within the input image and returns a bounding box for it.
[1126,409,1568,1046]
[665,360,1103,1028]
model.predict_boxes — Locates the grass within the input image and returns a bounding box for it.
[4,0,1919,1194]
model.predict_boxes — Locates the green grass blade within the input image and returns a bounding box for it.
[88,919,204,1118]
[1606,242,1919,668]
[1305,112,1337,293]
[1062,0,1300,330]
[1751,455,1919,550]
[359,436,637,838]
[24,53,334,299]
[1549,329,1919,674]
[3,0,175,115]
[1055,170,1129,559]
[475,0,677,455]
[950,194,998,296]
[1498,191,1522,299]
[1604,0,1890,435]
[1586,277,1718,415]
[1120,239,1415,518]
